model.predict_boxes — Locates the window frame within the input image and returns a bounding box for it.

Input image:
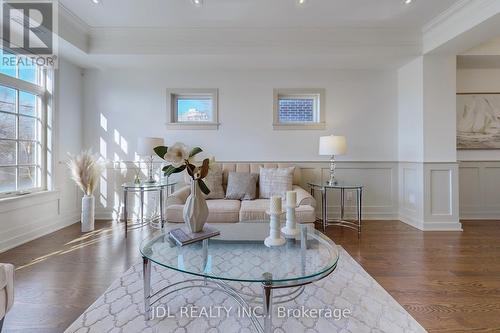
[273,88,326,130]
[0,65,50,198]
[166,88,219,130]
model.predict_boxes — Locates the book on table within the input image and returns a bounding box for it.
[168,225,220,246]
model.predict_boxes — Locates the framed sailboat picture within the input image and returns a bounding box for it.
[457,93,500,149]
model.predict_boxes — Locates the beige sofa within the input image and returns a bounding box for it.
[166,163,317,224]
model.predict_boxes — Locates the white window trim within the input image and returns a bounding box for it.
[166,88,220,130]
[273,88,326,130]
[0,69,51,198]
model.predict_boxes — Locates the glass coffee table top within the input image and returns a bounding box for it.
[140,222,339,284]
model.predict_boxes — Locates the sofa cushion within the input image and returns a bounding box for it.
[259,167,295,199]
[221,163,302,186]
[225,172,258,200]
[239,199,316,223]
[166,199,241,223]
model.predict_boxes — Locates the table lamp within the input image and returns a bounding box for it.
[319,135,347,185]
[137,137,164,183]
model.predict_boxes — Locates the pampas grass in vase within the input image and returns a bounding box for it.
[67,150,104,232]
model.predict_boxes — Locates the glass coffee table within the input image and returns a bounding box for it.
[140,222,339,333]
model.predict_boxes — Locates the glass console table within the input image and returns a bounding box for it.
[140,222,339,333]
[308,182,363,238]
[121,180,176,238]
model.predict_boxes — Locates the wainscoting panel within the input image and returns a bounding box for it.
[430,169,452,216]
[459,161,500,219]
[95,161,399,221]
[317,163,398,220]
[0,164,81,253]
[423,163,461,231]
[398,162,424,229]
[398,162,461,231]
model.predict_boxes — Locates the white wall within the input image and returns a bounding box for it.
[0,59,84,252]
[398,57,424,162]
[81,68,400,221]
[423,55,457,163]
[82,68,398,162]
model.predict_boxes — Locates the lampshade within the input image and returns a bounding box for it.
[137,137,164,156]
[319,135,347,156]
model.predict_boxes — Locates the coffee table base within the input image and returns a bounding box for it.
[143,257,337,333]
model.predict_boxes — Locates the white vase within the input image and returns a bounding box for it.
[81,195,95,232]
[183,180,209,233]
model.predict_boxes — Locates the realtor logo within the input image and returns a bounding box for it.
[2,0,53,53]
[1,0,58,67]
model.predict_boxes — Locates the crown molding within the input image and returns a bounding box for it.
[422,0,500,54]
[422,0,472,34]
[58,2,91,34]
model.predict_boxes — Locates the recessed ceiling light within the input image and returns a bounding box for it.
[297,0,307,5]
[191,0,203,6]
[91,0,101,4]
[404,0,413,4]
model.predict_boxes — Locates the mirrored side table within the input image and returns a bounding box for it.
[121,180,177,238]
[308,182,363,238]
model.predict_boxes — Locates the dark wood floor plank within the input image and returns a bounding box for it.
[0,219,499,332]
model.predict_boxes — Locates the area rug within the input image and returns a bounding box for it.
[65,247,427,333]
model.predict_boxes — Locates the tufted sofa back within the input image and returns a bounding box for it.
[220,163,302,186]
[184,162,302,186]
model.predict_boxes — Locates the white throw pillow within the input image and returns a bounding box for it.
[259,167,295,199]
[202,163,225,199]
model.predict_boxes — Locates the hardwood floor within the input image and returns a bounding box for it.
[0,220,499,332]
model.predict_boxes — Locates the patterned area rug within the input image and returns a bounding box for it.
[65,247,427,333]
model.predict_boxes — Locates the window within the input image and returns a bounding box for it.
[166,89,219,129]
[0,52,50,197]
[273,89,325,130]
[0,51,41,85]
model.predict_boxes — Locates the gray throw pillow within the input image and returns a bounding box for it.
[225,172,258,200]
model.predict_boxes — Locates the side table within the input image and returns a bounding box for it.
[308,182,363,238]
[121,181,176,238]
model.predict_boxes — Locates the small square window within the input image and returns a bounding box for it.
[167,89,219,130]
[273,89,325,130]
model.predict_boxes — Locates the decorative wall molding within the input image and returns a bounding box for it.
[0,208,80,253]
[96,160,399,223]
[422,0,500,54]
[398,162,461,231]
[398,162,424,230]
[423,163,461,230]
[459,161,500,219]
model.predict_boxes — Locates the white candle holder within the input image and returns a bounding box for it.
[264,211,286,247]
[281,205,299,236]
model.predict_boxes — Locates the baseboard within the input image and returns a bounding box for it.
[459,212,500,220]
[95,211,115,220]
[398,212,424,230]
[422,221,463,231]
[0,212,80,253]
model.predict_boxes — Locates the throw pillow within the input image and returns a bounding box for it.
[259,167,295,199]
[225,172,258,200]
[202,164,225,199]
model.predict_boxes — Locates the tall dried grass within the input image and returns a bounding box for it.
[67,150,104,196]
